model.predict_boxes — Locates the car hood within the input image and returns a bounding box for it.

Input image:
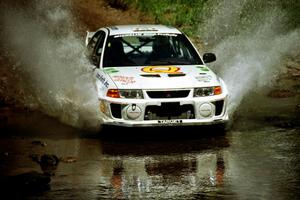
[105,65,220,89]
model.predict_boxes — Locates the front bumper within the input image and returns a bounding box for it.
[101,115,229,127]
[99,94,229,127]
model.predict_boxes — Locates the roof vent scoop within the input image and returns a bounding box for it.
[168,74,186,77]
[140,74,161,77]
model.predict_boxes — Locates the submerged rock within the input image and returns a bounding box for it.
[30,154,60,176]
[40,154,60,166]
[40,154,60,176]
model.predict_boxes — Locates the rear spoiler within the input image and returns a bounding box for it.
[85,31,96,46]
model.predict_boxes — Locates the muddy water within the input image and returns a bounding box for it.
[0,106,299,200]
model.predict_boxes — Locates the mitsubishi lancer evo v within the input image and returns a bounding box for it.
[85,25,228,127]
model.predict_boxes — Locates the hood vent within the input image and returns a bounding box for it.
[140,74,161,77]
[168,73,186,77]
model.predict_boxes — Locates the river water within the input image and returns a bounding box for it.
[0,104,299,200]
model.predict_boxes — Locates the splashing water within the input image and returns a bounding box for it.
[1,0,299,129]
[1,1,101,130]
[198,0,300,116]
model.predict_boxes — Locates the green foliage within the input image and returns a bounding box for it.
[126,0,208,36]
[125,0,299,37]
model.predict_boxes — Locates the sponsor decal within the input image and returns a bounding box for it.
[114,33,177,38]
[133,27,157,32]
[197,66,210,72]
[142,66,182,74]
[113,76,136,85]
[96,73,109,88]
[158,119,183,124]
[195,75,212,82]
[104,68,119,74]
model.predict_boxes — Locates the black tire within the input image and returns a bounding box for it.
[213,123,229,134]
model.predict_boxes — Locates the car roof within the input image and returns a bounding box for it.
[105,24,182,36]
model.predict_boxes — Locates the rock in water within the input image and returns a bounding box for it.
[40,154,60,176]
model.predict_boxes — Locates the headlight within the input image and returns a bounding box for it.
[106,89,144,99]
[119,89,144,99]
[194,86,222,97]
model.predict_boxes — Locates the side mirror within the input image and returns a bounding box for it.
[203,53,216,63]
[84,50,99,67]
[89,55,99,67]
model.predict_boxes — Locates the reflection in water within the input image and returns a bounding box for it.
[216,152,225,186]
[110,160,125,199]
[97,136,231,199]
[1,111,299,199]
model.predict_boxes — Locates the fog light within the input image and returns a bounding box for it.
[99,101,106,113]
[126,104,142,120]
[199,103,213,117]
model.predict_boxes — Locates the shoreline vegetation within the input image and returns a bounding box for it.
[107,0,300,37]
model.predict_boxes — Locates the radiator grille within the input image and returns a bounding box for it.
[144,103,194,120]
[147,90,190,98]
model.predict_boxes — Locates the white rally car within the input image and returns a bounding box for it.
[85,25,228,127]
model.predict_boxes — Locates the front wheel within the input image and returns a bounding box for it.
[213,123,229,134]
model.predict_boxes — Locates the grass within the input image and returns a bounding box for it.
[109,0,300,38]
[124,0,208,36]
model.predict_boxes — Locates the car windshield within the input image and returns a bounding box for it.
[102,34,203,67]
